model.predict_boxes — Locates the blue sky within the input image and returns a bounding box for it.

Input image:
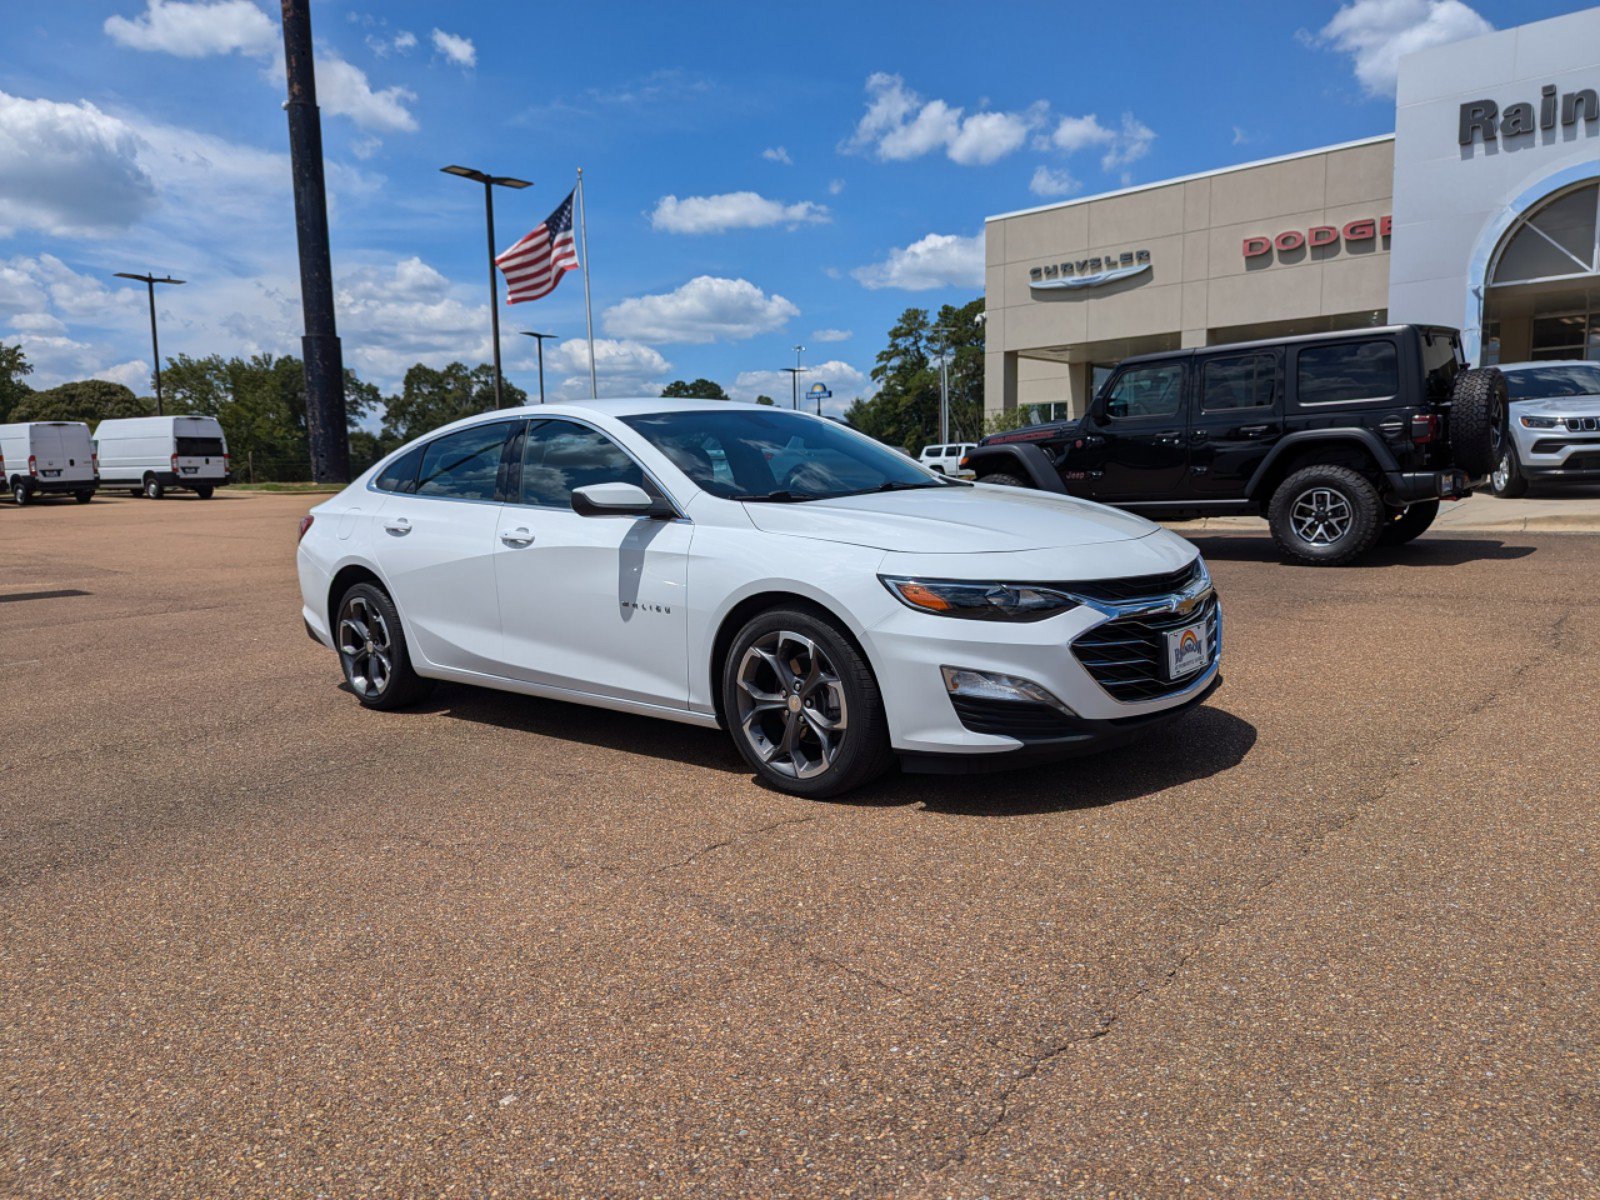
[0,0,1575,417]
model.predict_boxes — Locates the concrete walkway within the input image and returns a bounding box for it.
[1165,487,1600,534]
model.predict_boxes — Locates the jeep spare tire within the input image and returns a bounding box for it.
[1449,367,1508,478]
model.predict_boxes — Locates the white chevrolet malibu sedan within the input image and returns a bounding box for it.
[297,399,1221,797]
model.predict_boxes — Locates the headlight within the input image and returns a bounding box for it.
[879,576,1078,621]
[1520,414,1558,429]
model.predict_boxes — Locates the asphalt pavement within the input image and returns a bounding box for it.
[2,490,1596,1198]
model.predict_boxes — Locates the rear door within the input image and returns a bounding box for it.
[1080,360,1191,501]
[174,423,228,482]
[1186,349,1284,497]
[32,425,94,483]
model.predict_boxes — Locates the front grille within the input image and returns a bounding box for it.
[1072,595,1220,703]
[1560,452,1600,472]
[1045,558,1204,605]
[950,695,1082,740]
[1532,437,1600,454]
[1566,417,1600,432]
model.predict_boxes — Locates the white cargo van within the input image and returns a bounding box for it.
[0,422,99,505]
[93,415,231,499]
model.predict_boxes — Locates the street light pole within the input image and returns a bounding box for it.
[785,344,806,410]
[518,331,559,404]
[442,165,533,407]
[113,272,184,416]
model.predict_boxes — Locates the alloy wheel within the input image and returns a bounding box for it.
[1492,450,1512,492]
[337,594,393,699]
[734,629,849,780]
[1290,486,1353,546]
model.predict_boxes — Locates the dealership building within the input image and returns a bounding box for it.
[983,5,1600,419]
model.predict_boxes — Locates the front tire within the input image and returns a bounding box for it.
[979,472,1031,489]
[13,480,30,506]
[144,476,164,500]
[721,607,894,798]
[1268,465,1384,566]
[1378,499,1439,546]
[335,583,434,711]
[1490,444,1528,498]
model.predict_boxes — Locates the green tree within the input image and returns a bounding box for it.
[753,394,776,406]
[844,298,985,452]
[1,343,33,423]
[10,379,151,423]
[661,378,730,400]
[382,362,524,444]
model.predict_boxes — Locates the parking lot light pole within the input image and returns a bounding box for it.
[441,165,533,407]
[784,344,807,411]
[518,331,558,404]
[113,273,184,416]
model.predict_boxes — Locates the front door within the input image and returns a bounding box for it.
[1186,349,1284,497]
[372,419,520,676]
[494,418,693,709]
[1081,360,1191,501]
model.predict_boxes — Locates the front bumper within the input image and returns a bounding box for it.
[1510,424,1600,479]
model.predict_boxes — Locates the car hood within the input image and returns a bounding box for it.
[1512,395,1600,417]
[742,484,1161,552]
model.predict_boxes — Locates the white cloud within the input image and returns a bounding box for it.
[811,328,852,343]
[315,54,418,133]
[0,92,158,236]
[1101,113,1155,172]
[1232,125,1252,146]
[603,277,799,344]
[9,312,67,335]
[1315,0,1493,97]
[430,27,476,69]
[852,232,984,292]
[1049,114,1115,153]
[546,338,671,399]
[828,178,845,196]
[731,360,867,416]
[104,0,276,58]
[845,73,1042,166]
[1029,165,1080,198]
[649,192,829,235]
[1045,111,1154,175]
[335,256,489,381]
[367,29,417,57]
[762,146,792,165]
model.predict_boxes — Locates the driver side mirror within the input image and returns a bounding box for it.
[570,482,675,519]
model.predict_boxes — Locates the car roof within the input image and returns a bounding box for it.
[495,396,794,420]
[1115,323,1453,368]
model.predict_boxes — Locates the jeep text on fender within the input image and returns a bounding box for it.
[1243,217,1391,259]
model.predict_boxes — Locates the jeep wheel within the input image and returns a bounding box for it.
[1490,443,1528,499]
[979,472,1031,489]
[1449,367,1509,478]
[1267,465,1383,566]
[1378,500,1439,547]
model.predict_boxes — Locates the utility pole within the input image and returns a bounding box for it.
[442,166,532,406]
[518,331,558,404]
[113,272,183,416]
[281,0,348,483]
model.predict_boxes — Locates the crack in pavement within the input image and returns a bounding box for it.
[914,604,1582,1193]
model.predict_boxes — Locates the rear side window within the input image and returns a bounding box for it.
[415,421,518,501]
[1296,341,1399,406]
[176,436,225,456]
[1201,353,1277,412]
[374,444,425,493]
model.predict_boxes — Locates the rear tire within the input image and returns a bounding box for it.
[195,485,215,500]
[1449,367,1509,478]
[979,472,1031,489]
[12,480,30,506]
[1268,464,1384,566]
[1378,499,1439,546]
[144,476,164,500]
[721,606,894,798]
[335,582,434,711]
[74,490,94,504]
[1490,443,1528,498]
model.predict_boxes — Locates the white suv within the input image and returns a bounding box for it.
[1492,360,1600,497]
[917,442,976,476]
[296,400,1220,797]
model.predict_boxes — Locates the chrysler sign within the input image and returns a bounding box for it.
[1029,248,1151,290]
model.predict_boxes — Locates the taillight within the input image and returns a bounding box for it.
[223,453,231,470]
[91,452,100,478]
[297,514,315,542]
[959,455,970,469]
[28,454,38,477]
[1410,413,1440,444]
[171,453,179,474]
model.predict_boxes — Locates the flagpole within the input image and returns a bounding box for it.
[576,167,597,398]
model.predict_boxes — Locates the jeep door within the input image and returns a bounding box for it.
[493,417,692,709]
[1186,349,1284,497]
[1080,360,1190,501]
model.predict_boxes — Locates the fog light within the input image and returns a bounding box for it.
[940,666,1077,715]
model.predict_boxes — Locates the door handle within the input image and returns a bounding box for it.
[500,527,534,546]
[383,517,411,535]
[1155,429,1183,446]
[1081,434,1106,448]
[1239,424,1271,438]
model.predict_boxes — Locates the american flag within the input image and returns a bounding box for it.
[496,188,579,304]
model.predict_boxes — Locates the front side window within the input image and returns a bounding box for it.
[1103,363,1185,420]
[520,419,649,508]
[414,421,518,501]
[622,408,937,501]
[1296,341,1399,406]
[1200,353,1276,412]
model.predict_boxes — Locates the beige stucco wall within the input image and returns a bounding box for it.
[984,137,1395,416]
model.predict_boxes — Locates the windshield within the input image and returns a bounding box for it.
[622,408,943,501]
[1506,364,1600,400]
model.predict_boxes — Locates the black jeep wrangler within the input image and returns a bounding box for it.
[964,325,1507,565]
